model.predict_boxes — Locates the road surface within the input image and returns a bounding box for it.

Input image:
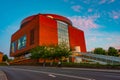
[0,66,120,80]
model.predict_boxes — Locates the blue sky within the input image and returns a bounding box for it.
[0,0,120,56]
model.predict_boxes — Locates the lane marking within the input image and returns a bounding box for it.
[9,67,95,80]
[48,74,56,78]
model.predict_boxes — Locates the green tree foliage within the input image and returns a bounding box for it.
[108,47,118,57]
[54,43,72,60]
[94,48,106,55]
[94,47,119,57]
[30,43,72,62]
[30,45,51,66]
[30,46,47,59]
[2,54,8,61]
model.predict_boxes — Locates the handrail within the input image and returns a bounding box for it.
[76,52,120,65]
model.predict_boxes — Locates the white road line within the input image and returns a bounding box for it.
[48,74,56,78]
[10,68,95,80]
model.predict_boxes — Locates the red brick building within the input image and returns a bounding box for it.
[0,52,3,63]
[10,14,86,59]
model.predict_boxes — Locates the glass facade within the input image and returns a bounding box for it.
[18,35,27,50]
[10,35,27,53]
[57,20,69,47]
[11,41,17,53]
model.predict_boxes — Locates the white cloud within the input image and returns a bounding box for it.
[99,0,107,4]
[110,11,120,19]
[108,0,115,3]
[68,14,100,31]
[68,15,120,51]
[99,0,115,4]
[88,8,93,12]
[71,5,81,12]
[86,31,120,51]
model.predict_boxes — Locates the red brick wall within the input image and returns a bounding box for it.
[68,26,86,52]
[39,15,58,46]
[10,14,86,57]
[10,16,39,57]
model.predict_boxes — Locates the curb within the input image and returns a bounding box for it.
[62,67,120,73]
[0,71,8,80]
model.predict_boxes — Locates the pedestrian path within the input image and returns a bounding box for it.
[0,71,8,80]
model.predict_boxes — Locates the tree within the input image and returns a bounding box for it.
[94,48,106,55]
[53,43,72,61]
[107,47,118,57]
[30,46,45,59]
[30,43,72,66]
[2,54,8,61]
[30,46,50,66]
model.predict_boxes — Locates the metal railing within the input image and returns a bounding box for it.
[77,52,120,65]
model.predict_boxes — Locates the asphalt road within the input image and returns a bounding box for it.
[0,66,120,80]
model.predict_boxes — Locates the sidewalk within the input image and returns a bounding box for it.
[0,71,8,80]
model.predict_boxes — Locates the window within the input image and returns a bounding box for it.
[30,29,35,45]
[57,20,70,47]
[11,41,17,53]
[18,35,26,50]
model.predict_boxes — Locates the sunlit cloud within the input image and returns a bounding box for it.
[113,16,119,19]
[99,0,115,4]
[109,10,120,19]
[71,5,81,12]
[109,0,115,3]
[82,0,93,4]
[67,14,120,51]
[115,46,120,49]
[88,8,93,12]
[68,14,100,31]
[86,31,120,51]
[99,0,107,4]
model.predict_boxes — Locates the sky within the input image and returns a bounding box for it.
[0,0,120,56]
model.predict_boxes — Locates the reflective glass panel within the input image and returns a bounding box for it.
[57,20,69,47]
[11,41,17,53]
[18,35,26,50]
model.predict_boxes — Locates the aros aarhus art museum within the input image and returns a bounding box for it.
[10,14,86,59]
